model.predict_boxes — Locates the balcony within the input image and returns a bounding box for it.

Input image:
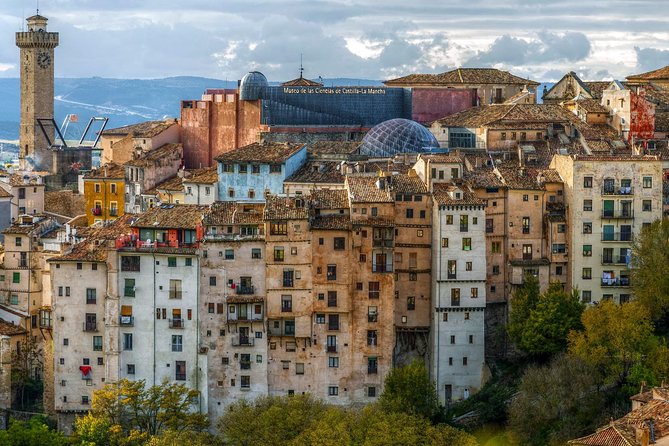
[601,210,634,219]
[205,232,264,242]
[235,285,255,295]
[601,277,631,287]
[601,232,633,242]
[83,322,97,332]
[372,265,392,273]
[169,318,184,329]
[109,208,118,217]
[601,186,633,196]
[601,255,629,265]
[231,335,254,347]
[91,208,102,216]
[115,237,199,251]
[120,316,134,326]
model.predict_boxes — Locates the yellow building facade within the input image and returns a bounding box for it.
[83,164,125,225]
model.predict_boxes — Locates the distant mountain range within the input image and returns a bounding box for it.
[0,76,384,144]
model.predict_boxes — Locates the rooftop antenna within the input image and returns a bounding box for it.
[299,53,304,79]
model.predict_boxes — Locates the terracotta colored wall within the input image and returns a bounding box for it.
[630,91,655,141]
[181,101,212,169]
[411,89,476,124]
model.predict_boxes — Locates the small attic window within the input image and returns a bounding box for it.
[456,192,461,199]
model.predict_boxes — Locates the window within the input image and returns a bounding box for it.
[460,215,469,232]
[643,176,652,188]
[465,261,472,271]
[281,295,292,312]
[583,200,592,211]
[240,376,250,389]
[451,288,460,306]
[485,219,493,233]
[582,268,592,279]
[406,209,414,218]
[447,260,456,279]
[462,238,471,251]
[368,306,378,322]
[552,244,566,254]
[556,266,563,275]
[368,386,377,397]
[93,336,102,351]
[251,248,262,259]
[327,335,337,352]
[18,188,25,199]
[492,265,500,275]
[450,335,456,344]
[369,282,380,299]
[417,229,423,237]
[316,314,325,324]
[643,200,652,212]
[441,238,448,247]
[329,357,339,368]
[327,291,337,307]
[463,357,468,366]
[368,357,378,374]
[124,278,135,297]
[407,296,415,311]
[584,176,593,188]
[13,272,20,284]
[522,217,530,234]
[168,257,177,267]
[522,244,532,260]
[367,330,377,346]
[175,361,186,381]
[491,242,501,253]
[328,386,339,396]
[327,265,337,281]
[583,245,592,256]
[523,194,528,202]
[121,256,140,272]
[15,237,22,247]
[420,210,426,218]
[371,207,377,216]
[333,237,345,250]
[557,224,566,233]
[328,314,339,331]
[209,276,217,286]
[123,333,133,351]
[269,164,282,173]
[225,249,234,260]
[274,247,285,262]
[446,215,453,225]
[270,221,288,235]
[169,280,182,299]
[582,290,591,303]
[295,363,304,375]
[583,222,592,234]
[86,288,96,304]
[172,335,183,352]
[94,183,101,193]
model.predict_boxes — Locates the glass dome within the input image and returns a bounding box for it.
[360,118,439,157]
[239,71,268,101]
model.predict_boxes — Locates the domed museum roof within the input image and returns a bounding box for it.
[359,118,439,157]
[239,71,269,101]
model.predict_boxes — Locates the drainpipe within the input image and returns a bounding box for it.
[152,252,157,386]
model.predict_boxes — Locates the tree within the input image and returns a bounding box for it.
[378,359,439,421]
[508,354,604,446]
[508,280,584,356]
[569,300,659,386]
[0,416,69,446]
[75,379,208,445]
[11,335,44,410]
[145,430,217,446]
[631,219,669,323]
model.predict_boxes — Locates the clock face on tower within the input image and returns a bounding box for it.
[37,51,51,69]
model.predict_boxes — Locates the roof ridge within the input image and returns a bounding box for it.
[497,104,516,122]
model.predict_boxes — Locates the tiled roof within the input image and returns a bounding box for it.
[183,167,218,184]
[131,204,208,229]
[307,141,360,157]
[102,119,178,138]
[627,65,669,81]
[419,154,463,164]
[346,175,393,203]
[83,163,125,180]
[463,165,505,189]
[214,142,305,164]
[568,423,636,446]
[576,98,609,114]
[311,215,351,231]
[388,173,428,194]
[150,175,183,193]
[496,165,545,190]
[433,104,577,128]
[385,68,539,86]
[203,202,264,225]
[433,183,486,206]
[51,214,135,262]
[0,320,27,336]
[584,82,610,99]
[539,169,563,183]
[281,76,323,87]
[0,187,11,198]
[124,143,183,168]
[45,190,86,218]
[642,85,669,108]
[264,195,309,220]
[504,89,536,104]
[310,189,349,209]
[285,161,345,185]
[7,173,45,186]
[572,154,660,161]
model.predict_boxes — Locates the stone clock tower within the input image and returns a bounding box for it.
[16,13,59,170]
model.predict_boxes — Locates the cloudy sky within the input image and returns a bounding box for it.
[1,0,669,82]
